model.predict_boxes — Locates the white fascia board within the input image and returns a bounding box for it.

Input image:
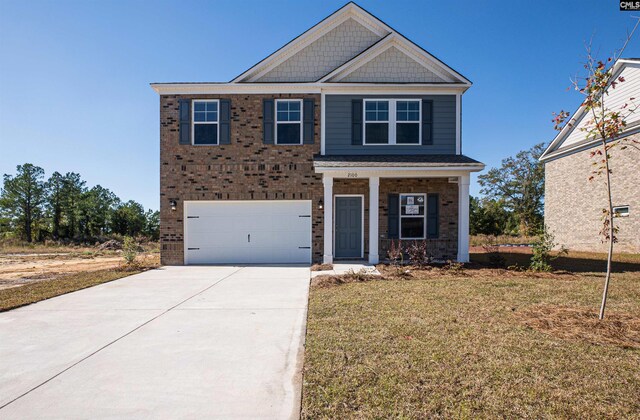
[313,166,485,177]
[539,59,638,161]
[540,124,640,162]
[150,83,469,95]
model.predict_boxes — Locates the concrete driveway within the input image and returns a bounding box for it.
[0,265,310,419]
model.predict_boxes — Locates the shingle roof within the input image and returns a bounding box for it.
[313,154,484,167]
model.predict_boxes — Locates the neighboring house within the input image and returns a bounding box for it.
[540,58,640,253]
[151,2,484,265]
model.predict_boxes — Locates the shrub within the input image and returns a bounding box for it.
[444,260,465,274]
[406,240,430,267]
[529,228,567,272]
[122,236,139,265]
[343,268,372,282]
[387,240,404,266]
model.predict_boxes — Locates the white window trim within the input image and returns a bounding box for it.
[613,205,630,217]
[191,99,220,146]
[275,98,304,145]
[363,99,421,146]
[399,193,427,240]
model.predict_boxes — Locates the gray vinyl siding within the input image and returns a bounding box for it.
[325,94,457,155]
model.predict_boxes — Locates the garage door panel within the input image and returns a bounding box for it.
[184,201,311,264]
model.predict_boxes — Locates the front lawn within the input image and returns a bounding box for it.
[302,254,640,418]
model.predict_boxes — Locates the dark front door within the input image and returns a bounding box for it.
[335,196,362,258]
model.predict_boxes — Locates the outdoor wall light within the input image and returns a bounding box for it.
[169,200,177,211]
[318,199,323,210]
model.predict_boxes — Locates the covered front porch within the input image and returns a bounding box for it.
[313,155,484,264]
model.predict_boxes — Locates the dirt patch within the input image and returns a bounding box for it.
[0,253,158,290]
[517,305,640,349]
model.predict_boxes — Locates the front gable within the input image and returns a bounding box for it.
[338,46,450,83]
[253,18,384,82]
[232,2,469,86]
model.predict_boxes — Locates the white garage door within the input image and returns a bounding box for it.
[184,201,312,264]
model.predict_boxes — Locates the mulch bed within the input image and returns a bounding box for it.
[517,305,640,349]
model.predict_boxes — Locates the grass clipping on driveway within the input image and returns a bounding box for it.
[0,260,158,312]
[302,265,640,418]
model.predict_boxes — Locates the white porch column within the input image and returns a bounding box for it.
[323,175,333,264]
[457,173,470,262]
[368,176,380,264]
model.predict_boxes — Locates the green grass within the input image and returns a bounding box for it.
[302,255,640,418]
[0,263,158,312]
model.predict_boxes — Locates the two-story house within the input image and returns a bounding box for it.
[151,2,484,265]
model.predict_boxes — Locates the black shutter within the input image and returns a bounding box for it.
[179,99,191,145]
[422,99,433,145]
[303,98,314,144]
[351,99,363,145]
[388,193,399,239]
[263,99,274,144]
[427,193,439,239]
[219,99,231,145]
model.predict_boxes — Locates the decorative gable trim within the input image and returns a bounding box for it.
[232,3,391,83]
[317,33,467,84]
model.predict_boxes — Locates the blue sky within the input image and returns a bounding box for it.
[1,0,638,210]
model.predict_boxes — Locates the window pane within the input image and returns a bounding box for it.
[365,123,389,144]
[401,217,425,239]
[401,194,425,215]
[206,102,218,112]
[194,112,206,122]
[365,101,389,122]
[194,123,218,145]
[277,123,301,144]
[205,111,218,122]
[397,123,420,144]
[277,101,301,122]
[194,102,206,112]
[397,101,419,122]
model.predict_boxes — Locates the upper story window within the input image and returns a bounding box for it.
[192,100,219,145]
[364,99,421,145]
[276,99,303,144]
[396,101,420,144]
[364,101,389,144]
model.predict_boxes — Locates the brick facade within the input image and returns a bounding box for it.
[332,178,459,261]
[544,135,640,252]
[160,94,461,264]
[160,93,323,265]
[379,178,458,260]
